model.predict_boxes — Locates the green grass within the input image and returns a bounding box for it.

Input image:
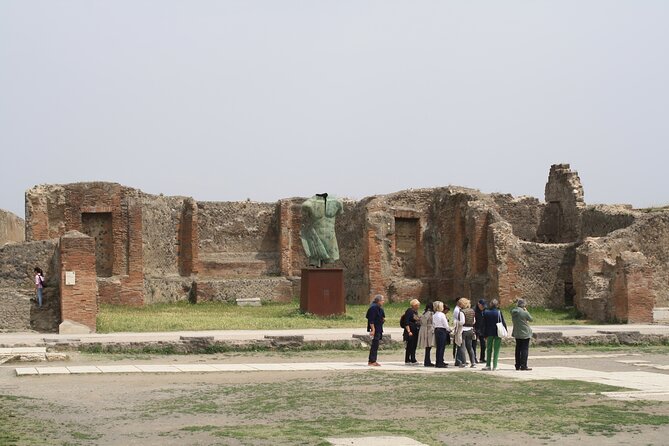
[97,300,590,333]
[137,372,669,444]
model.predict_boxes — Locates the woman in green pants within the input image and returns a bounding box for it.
[481,299,507,371]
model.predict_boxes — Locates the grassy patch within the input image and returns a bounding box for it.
[97,300,592,333]
[0,395,95,446]
[135,371,669,445]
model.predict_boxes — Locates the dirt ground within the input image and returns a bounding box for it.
[1,346,668,445]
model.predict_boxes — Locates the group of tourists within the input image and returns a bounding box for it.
[366,294,534,371]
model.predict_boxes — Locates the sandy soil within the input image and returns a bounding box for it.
[1,347,668,445]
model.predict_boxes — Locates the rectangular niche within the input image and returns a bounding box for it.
[395,217,419,278]
[82,212,113,277]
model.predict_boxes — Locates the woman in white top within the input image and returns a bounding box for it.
[432,301,451,368]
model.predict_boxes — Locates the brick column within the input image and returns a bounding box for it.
[59,231,98,333]
[278,200,294,277]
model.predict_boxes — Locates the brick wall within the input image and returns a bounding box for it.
[59,231,97,332]
[25,183,144,306]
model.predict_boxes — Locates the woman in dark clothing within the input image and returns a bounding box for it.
[403,299,421,364]
[474,299,487,363]
[482,299,507,371]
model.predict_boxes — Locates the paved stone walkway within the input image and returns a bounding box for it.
[14,357,669,402]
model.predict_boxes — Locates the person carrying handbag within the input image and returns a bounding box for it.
[481,299,507,371]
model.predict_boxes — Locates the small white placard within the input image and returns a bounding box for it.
[65,271,76,286]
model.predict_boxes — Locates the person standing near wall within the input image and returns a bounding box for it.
[460,298,478,368]
[403,299,421,365]
[482,299,507,371]
[417,302,435,367]
[366,294,386,366]
[511,299,533,371]
[474,299,487,363]
[432,301,451,368]
[33,267,44,308]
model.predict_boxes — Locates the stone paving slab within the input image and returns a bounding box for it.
[15,367,38,376]
[37,367,70,375]
[97,365,142,373]
[135,365,181,373]
[67,366,102,374]
[0,347,47,354]
[327,436,428,445]
[210,364,257,372]
[174,364,219,372]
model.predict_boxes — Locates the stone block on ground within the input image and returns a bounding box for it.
[236,297,261,306]
[59,320,93,335]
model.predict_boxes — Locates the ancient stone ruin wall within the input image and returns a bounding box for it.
[580,205,637,239]
[4,163,667,328]
[140,193,193,304]
[491,194,544,242]
[197,201,281,277]
[333,199,367,303]
[25,183,144,307]
[573,212,669,322]
[362,189,438,303]
[0,239,59,331]
[0,209,25,245]
[537,163,585,243]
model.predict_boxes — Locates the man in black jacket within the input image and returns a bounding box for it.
[366,295,386,366]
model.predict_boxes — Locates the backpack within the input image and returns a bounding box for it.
[399,313,407,329]
[463,308,475,327]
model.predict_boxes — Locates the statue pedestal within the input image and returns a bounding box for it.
[300,268,345,316]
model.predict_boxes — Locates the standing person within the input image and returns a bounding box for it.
[403,299,421,365]
[452,298,466,366]
[432,301,450,368]
[474,299,487,363]
[482,299,507,371]
[33,267,45,308]
[460,298,477,368]
[511,299,534,371]
[366,295,386,366]
[417,302,435,367]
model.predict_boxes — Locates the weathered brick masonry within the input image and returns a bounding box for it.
[2,163,667,333]
[59,231,98,331]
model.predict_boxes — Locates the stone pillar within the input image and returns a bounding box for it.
[278,199,294,277]
[178,198,199,276]
[487,221,521,307]
[59,231,98,333]
[612,252,654,323]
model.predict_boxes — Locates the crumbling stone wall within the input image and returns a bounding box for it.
[363,189,437,303]
[6,163,667,327]
[580,205,637,238]
[0,239,58,331]
[334,199,366,303]
[25,183,144,306]
[197,201,281,277]
[537,164,585,243]
[491,194,543,242]
[574,212,669,322]
[0,209,25,245]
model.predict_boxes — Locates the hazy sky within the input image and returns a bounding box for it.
[1,1,668,218]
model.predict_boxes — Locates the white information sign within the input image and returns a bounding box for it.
[65,271,76,286]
